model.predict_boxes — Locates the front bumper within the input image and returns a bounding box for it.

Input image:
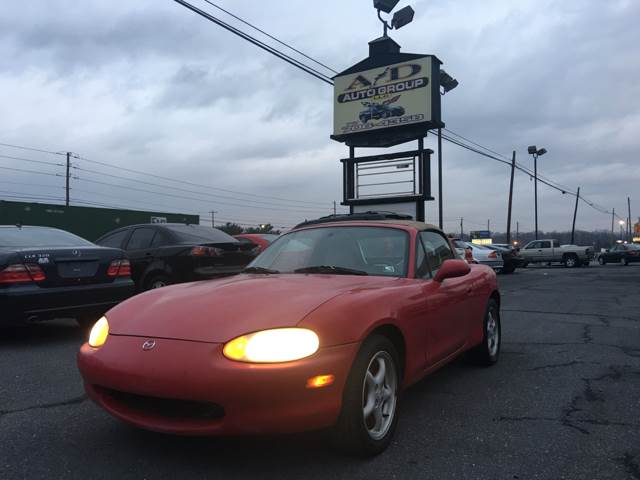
[478,260,504,270]
[2,279,135,325]
[78,335,360,435]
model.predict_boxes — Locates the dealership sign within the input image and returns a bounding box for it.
[332,51,442,148]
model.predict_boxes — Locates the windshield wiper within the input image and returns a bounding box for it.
[293,265,368,276]
[242,266,280,274]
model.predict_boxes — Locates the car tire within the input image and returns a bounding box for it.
[521,262,528,268]
[598,257,606,265]
[468,299,501,366]
[502,265,515,274]
[333,334,401,457]
[563,254,579,268]
[144,274,171,291]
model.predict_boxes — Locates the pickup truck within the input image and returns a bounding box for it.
[519,239,592,268]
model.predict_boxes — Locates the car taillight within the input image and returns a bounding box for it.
[0,264,46,284]
[465,248,473,262]
[107,259,131,277]
[189,246,222,257]
[488,251,498,259]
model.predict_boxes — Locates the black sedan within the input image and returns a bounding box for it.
[598,243,640,265]
[1,225,134,327]
[485,244,524,274]
[95,223,257,291]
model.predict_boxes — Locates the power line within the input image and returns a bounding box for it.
[74,155,331,207]
[201,0,338,74]
[172,0,334,85]
[0,140,334,207]
[73,163,331,212]
[0,142,64,156]
[0,154,64,167]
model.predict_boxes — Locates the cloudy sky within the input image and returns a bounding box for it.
[0,0,638,233]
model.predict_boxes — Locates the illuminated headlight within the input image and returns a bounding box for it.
[223,328,319,363]
[88,316,109,348]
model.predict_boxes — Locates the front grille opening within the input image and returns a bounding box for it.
[97,386,225,420]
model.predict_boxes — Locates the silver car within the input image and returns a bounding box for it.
[465,242,504,272]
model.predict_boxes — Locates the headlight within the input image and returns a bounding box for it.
[88,316,109,348]
[223,328,319,363]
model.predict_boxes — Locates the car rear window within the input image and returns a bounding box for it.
[0,227,93,247]
[164,225,237,244]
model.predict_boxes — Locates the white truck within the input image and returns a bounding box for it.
[519,239,592,268]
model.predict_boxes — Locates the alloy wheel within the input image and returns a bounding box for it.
[362,351,397,441]
[487,310,500,356]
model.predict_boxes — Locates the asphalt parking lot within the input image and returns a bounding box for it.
[2,264,639,480]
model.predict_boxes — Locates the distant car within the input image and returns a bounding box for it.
[95,224,257,291]
[519,239,591,268]
[450,238,473,263]
[485,244,523,274]
[1,225,134,327]
[598,243,640,265]
[359,103,405,123]
[465,242,504,272]
[233,233,279,253]
[78,215,501,456]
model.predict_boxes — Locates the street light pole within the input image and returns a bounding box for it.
[506,151,516,244]
[527,146,547,240]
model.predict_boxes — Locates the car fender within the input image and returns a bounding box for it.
[297,281,428,387]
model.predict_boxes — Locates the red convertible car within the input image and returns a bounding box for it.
[78,216,501,456]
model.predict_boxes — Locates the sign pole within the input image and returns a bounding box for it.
[438,128,443,229]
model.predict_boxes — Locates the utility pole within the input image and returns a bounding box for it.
[460,217,464,241]
[438,128,443,230]
[65,152,71,206]
[333,201,337,215]
[534,155,538,239]
[506,151,516,244]
[516,221,519,243]
[611,208,615,239]
[571,187,580,244]
[487,219,490,232]
[209,210,217,228]
[628,197,632,242]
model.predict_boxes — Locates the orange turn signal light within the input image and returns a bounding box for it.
[306,374,335,389]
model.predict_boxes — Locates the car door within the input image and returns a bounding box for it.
[606,245,621,262]
[538,240,554,262]
[124,227,158,284]
[417,230,472,366]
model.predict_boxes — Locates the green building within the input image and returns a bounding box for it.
[0,200,199,242]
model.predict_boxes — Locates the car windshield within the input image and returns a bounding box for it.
[165,224,237,244]
[247,226,409,277]
[627,244,640,250]
[453,240,467,249]
[0,227,93,247]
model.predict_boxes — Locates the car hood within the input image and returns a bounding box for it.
[106,273,398,343]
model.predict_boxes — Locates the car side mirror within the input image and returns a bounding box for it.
[433,259,471,283]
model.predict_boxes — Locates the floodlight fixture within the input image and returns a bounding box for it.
[537,148,547,156]
[527,146,537,155]
[391,6,415,29]
[374,0,400,14]
[440,70,459,94]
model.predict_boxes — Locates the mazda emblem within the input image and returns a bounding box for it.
[142,340,156,351]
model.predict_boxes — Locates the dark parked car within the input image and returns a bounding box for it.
[95,224,257,291]
[233,233,279,253]
[485,244,523,274]
[598,243,640,265]
[1,225,134,327]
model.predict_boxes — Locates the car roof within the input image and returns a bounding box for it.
[293,219,440,232]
